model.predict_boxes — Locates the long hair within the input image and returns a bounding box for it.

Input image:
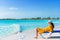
[50,22,54,28]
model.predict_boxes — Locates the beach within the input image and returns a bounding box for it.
[0,25,60,40]
[0,0,60,40]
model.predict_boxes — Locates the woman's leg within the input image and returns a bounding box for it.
[35,28,45,39]
[35,28,38,39]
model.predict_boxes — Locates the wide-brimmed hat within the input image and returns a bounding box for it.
[48,20,52,22]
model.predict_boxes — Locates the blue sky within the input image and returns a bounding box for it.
[0,0,60,18]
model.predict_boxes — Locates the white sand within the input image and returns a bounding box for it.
[0,25,60,40]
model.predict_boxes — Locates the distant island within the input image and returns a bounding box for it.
[0,17,60,20]
[21,17,60,20]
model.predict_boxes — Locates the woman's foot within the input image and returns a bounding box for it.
[34,37,38,39]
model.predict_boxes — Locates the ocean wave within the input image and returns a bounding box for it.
[0,24,20,37]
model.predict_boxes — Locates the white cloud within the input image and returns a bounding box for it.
[0,7,23,18]
[9,7,18,10]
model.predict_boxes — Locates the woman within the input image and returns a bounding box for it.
[35,20,54,39]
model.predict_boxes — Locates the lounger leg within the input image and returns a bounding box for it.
[46,32,52,39]
[40,34,45,39]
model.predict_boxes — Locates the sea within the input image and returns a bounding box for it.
[0,20,60,37]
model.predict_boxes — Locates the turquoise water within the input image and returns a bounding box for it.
[0,20,60,36]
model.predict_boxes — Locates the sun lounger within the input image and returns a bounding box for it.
[52,30,60,33]
[45,30,60,33]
